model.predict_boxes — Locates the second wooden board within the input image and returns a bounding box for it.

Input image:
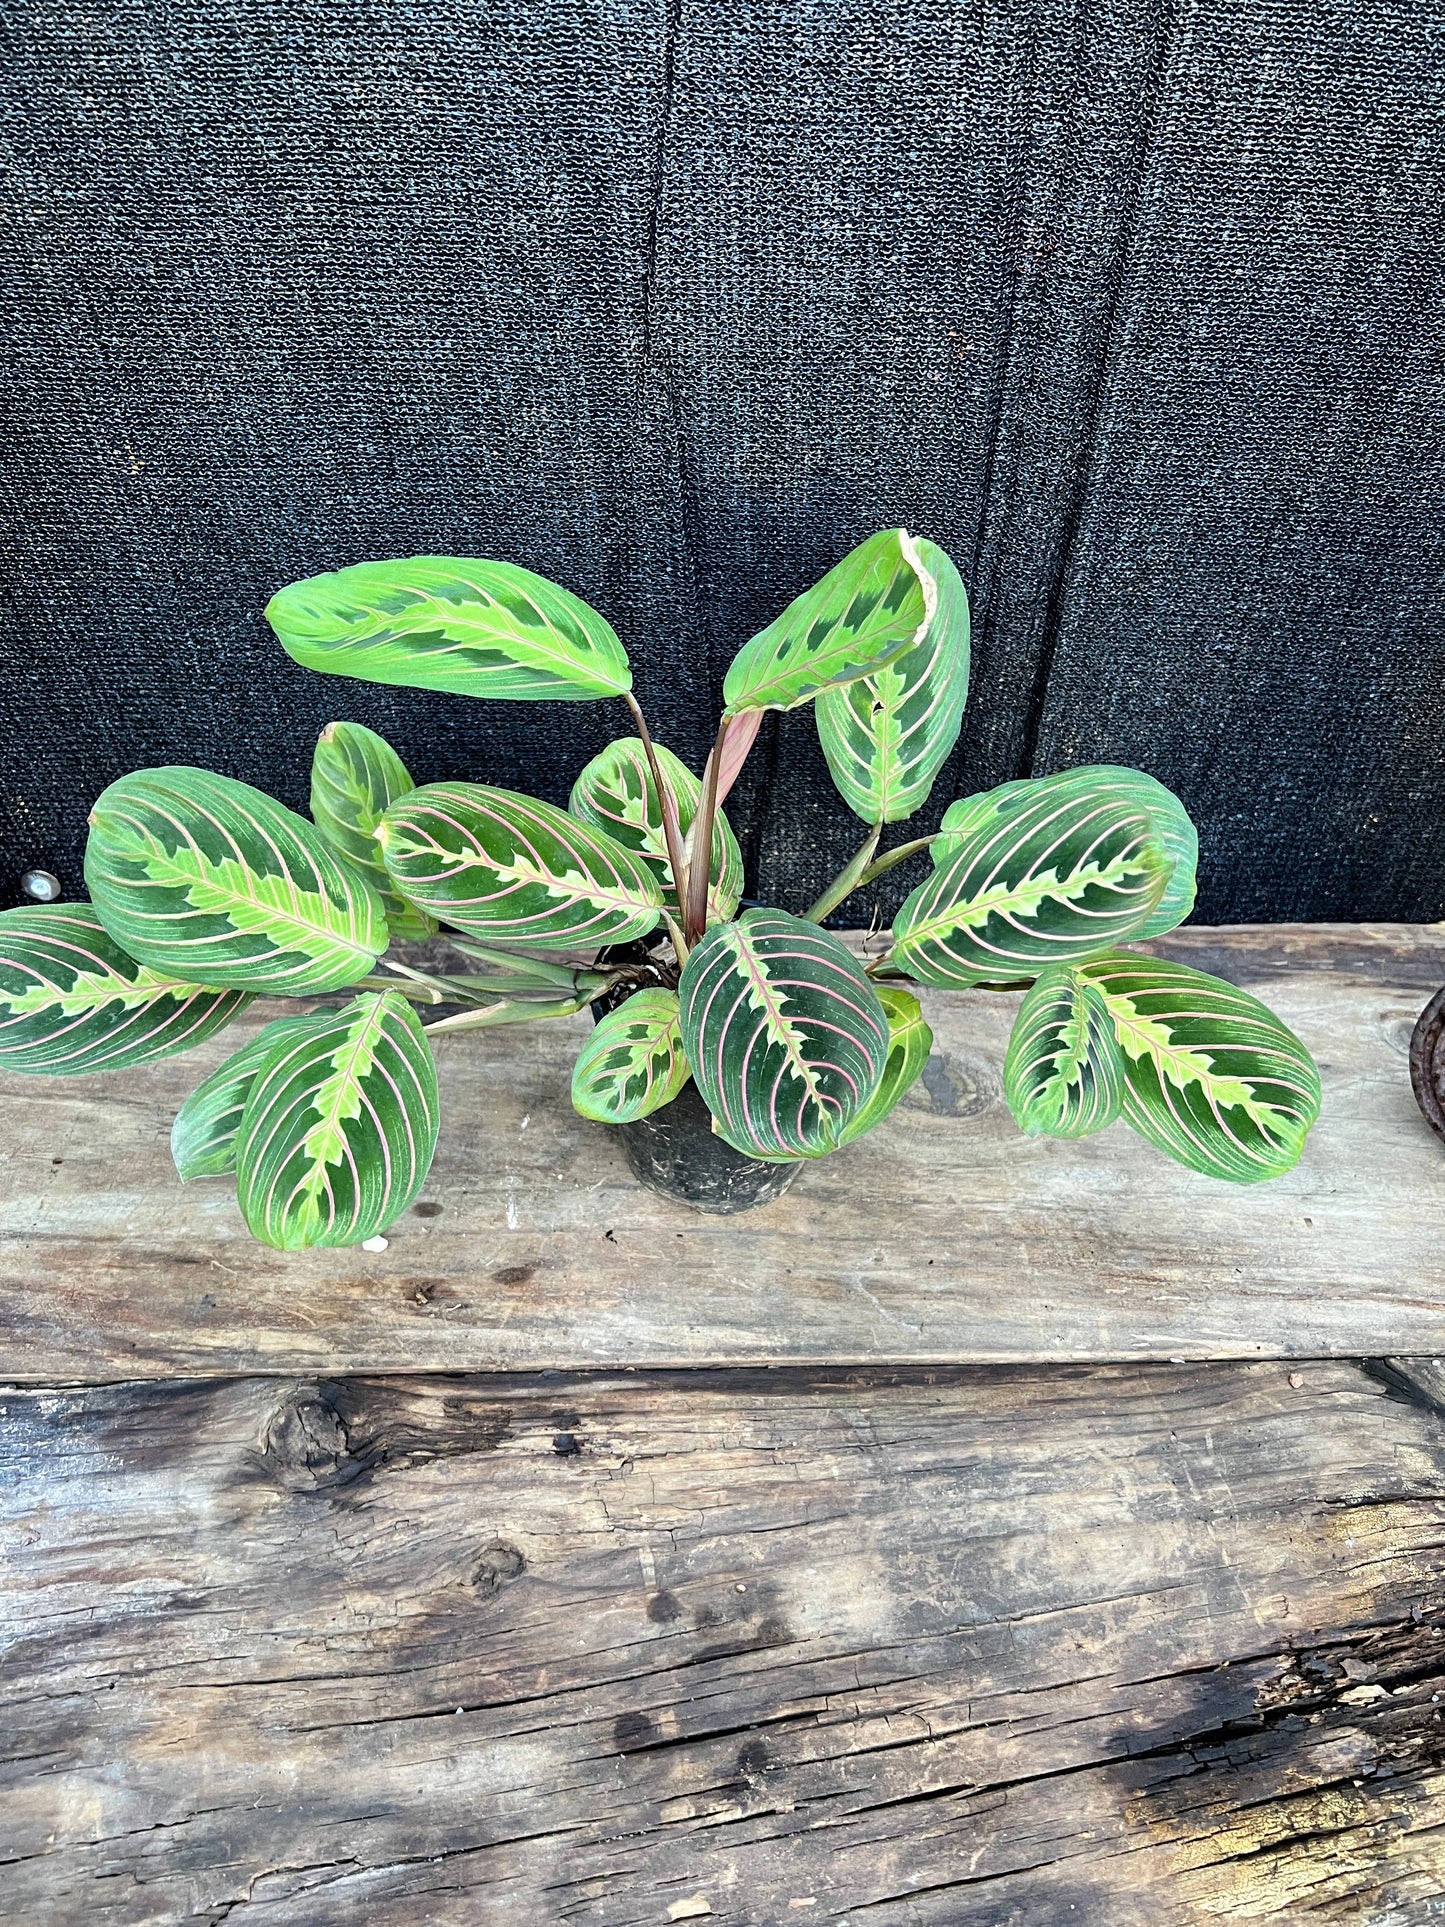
[2,1361,1443,1923]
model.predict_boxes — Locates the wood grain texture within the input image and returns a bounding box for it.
[1,1361,1443,1924]
[0,925,1441,1379]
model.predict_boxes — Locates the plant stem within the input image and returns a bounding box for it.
[423,993,592,1035]
[802,821,883,924]
[853,833,939,891]
[358,975,436,1002]
[624,690,691,925]
[369,956,488,1003]
[446,972,612,999]
[358,970,453,1004]
[684,715,729,944]
[663,910,689,965]
[441,939,600,990]
[363,963,615,1007]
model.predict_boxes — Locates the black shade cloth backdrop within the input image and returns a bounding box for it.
[3,0,1442,924]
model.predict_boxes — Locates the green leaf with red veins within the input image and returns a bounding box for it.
[722,529,936,716]
[570,737,742,922]
[835,985,934,1145]
[235,991,440,1250]
[1004,967,1125,1139]
[377,782,662,949]
[267,555,631,701]
[815,537,970,824]
[1077,952,1321,1183]
[0,903,250,1077]
[891,770,1171,987]
[310,721,436,940]
[678,910,890,1160]
[571,988,691,1124]
[84,767,387,993]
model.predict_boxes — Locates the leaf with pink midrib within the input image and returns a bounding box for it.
[678,909,889,1160]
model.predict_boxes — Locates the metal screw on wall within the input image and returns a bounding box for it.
[20,870,62,903]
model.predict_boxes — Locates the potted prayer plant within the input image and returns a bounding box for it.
[0,530,1322,1244]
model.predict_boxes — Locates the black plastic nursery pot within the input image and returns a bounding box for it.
[615,1077,803,1214]
[1411,986,1445,1146]
[591,947,803,1214]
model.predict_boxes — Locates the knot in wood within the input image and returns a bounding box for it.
[472,1541,525,1596]
[1410,988,1445,1145]
[916,1049,996,1120]
[261,1387,360,1492]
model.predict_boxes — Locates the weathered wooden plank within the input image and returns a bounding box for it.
[0,1361,1442,1923]
[0,925,1441,1377]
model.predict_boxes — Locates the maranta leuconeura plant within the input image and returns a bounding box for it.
[0,531,1321,1247]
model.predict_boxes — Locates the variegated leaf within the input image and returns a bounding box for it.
[235,991,440,1250]
[571,988,690,1124]
[569,737,742,920]
[678,909,890,1160]
[1003,967,1125,1139]
[1078,952,1321,1182]
[891,771,1170,987]
[85,767,388,994]
[722,529,936,716]
[376,782,663,948]
[0,903,250,1076]
[171,1014,317,1178]
[267,555,631,701]
[311,721,436,940]
[1126,773,1197,939]
[815,537,970,824]
[931,765,1198,940]
[835,986,934,1145]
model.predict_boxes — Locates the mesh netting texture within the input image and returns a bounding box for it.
[3,0,1442,922]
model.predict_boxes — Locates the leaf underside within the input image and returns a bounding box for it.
[267,555,632,702]
[0,903,250,1076]
[236,991,440,1250]
[84,766,388,994]
[722,529,936,717]
[377,781,663,949]
[678,909,890,1160]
